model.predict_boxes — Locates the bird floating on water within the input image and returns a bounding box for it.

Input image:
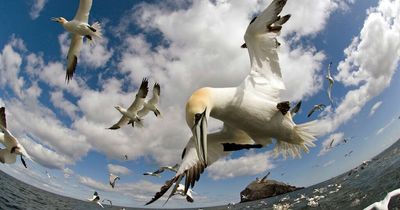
[326,62,334,104]
[0,107,32,168]
[146,0,321,205]
[51,0,102,83]
[108,78,149,129]
[88,191,104,208]
[109,173,120,188]
[307,104,326,118]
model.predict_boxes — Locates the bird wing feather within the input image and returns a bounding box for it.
[127,78,149,113]
[73,0,93,23]
[66,34,83,83]
[108,116,129,130]
[241,0,289,98]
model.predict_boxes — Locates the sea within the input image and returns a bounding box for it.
[1,140,400,210]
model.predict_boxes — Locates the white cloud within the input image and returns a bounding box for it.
[322,159,336,167]
[369,101,383,116]
[63,168,74,178]
[29,0,47,20]
[319,132,344,156]
[376,118,396,135]
[0,38,25,98]
[317,0,400,134]
[107,164,131,175]
[50,91,78,119]
[78,175,110,191]
[207,151,274,180]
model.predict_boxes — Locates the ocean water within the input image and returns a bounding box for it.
[1,140,400,210]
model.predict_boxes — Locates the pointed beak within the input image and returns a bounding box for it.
[192,109,208,166]
[51,17,59,22]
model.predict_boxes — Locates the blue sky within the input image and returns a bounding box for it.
[0,0,400,208]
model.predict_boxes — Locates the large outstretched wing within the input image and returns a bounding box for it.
[73,0,93,23]
[146,124,254,205]
[241,0,290,98]
[66,34,83,83]
[108,116,129,130]
[127,78,149,113]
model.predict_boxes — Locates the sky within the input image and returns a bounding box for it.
[0,0,400,208]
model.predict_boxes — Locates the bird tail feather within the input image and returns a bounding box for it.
[274,120,321,159]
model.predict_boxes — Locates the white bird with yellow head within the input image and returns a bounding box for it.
[146,0,322,205]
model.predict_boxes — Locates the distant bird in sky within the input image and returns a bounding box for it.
[144,164,179,177]
[138,83,162,118]
[0,107,31,168]
[109,78,149,129]
[325,138,335,150]
[146,0,321,205]
[326,62,334,104]
[124,154,128,160]
[344,150,353,158]
[364,188,400,210]
[51,0,102,83]
[102,199,112,207]
[46,171,52,179]
[307,104,326,118]
[290,101,302,118]
[109,174,120,188]
[88,191,104,208]
[260,172,271,182]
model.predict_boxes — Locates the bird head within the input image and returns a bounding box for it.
[185,88,211,129]
[51,17,67,24]
[114,105,122,112]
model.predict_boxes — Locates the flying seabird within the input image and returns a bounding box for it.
[307,104,326,118]
[108,78,149,129]
[109,173,120,188]
[0,107,31,168]
[326,62,334,104]
[364,188,400,210]
[290,101,302,118]
[144,164,180,178]
[124,154,128,160]
[260,172,271,182]
[138,83,162,118]
[344,150,353,158]
[88,191,104,208]
[51,0,102,83]
[147,0,321,205]
[102,199,112,207]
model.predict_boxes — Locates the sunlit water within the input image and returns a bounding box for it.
[1,140,400,210]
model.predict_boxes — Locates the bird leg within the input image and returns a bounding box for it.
[222,143,263,152]
[277,101,290,115]
[85,35,92,41]
[10,146,19,154]
[87,25,97,32]
[128,120,134,127]
[267,24,282,33]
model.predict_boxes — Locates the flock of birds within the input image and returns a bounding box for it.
[1,0,396,209]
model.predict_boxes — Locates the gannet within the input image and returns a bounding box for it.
[143,164,179,177]
[307,104,326,118]
[147,0,322,204]
[326,62,334,104]
[0,108,31,168]
[260,171,271,182]
[51,0,102,83]
[102,199,112,207]
[109,173,120,188]
[185,0,319,165]
[108,78,149,129]
[290,101,302,118]
[344,150,353,158]
[88,191,104,208]
[364,189,400,210]
[138,83,162,118]
[146,124,259,205]
[123,154,128,160]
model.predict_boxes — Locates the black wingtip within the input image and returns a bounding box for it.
[241,43,247,48]
[65,55,77,84]
[20,155,27,168]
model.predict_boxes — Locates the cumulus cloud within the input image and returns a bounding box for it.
[50,91,79,119]
[0,38,25,98]
[78,175,110,191]
[369,101,383,116]
[29,0,47,19]
[322,159,336,167]
[207,151,274,180]
[107,164,131,175]
[317,0,400,134]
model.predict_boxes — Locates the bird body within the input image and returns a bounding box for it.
[138,83,162,118]
[326,62,334,104]
[109,174,120,188]
[88,191,104,208]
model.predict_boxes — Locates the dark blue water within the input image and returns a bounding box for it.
[1,140,400,210]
